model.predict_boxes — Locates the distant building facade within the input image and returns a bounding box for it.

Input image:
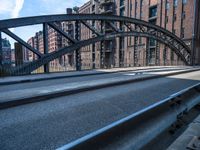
[61,8,75,69]
[25,0,200,71]
[1,38,12,66]
[48,22,62,69]
[77,0,200,68]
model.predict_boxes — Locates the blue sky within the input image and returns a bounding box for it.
[0,0,88,48]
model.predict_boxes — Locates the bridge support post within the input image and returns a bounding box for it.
[43,23,49,73]
[75,20,81,71]
[100,21,104,69]
[0,32,5,76]
[0,32,2,66]
[14,43,23,67]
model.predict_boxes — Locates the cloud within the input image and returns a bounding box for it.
[39,0,88,14]
[0,0,15,15]
[0,0,24,18]
[11,0,24,18]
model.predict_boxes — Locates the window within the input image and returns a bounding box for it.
[119,37,124,50]
[149,48,156,64]
[183,0,187,4]
[135,1,138,8]
[171,51,174,61]
[120,8,125,16]
[120,0,125,6]
[166,1,170,10]
[149,6,157,18]
[150,39,156,46]
[163,48,167,61]
[92,5,95,12]
[174,14,177,21]
[129,37,133,46]
[139,37,142,44]
[140,11,143,18]
[174,0,178,7]
[166,16,169,23]
[181,27,185,38]
[130,3,133,16]
[141,0,144,6]
[173,29,176,34]
[182,11,186,19]
[135,36,138,42]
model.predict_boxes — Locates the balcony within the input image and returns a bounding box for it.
[103,24,114,33]
[120,0,125,7]
[100,9,113,14]
[100,0,114,6]
[67,24,73,31]
[100,5,114,14]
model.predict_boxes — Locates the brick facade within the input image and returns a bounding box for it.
[78,0,199,68]
[26,0,200,71]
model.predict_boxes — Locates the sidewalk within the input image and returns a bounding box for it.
[0,67,199,109]
[167,114,200,150]
[0,66,193,85]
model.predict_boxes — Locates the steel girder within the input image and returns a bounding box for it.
[2,31,188,75]
[0,14,191,75]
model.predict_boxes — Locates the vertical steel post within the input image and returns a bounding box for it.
[73,6,81,71]
[43,23,49,73]
[0,32,2,66]
[99,21,103,68]
[191,0,197,65]
[75,20,81,71]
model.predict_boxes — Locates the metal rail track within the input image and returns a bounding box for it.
[57,82,200,150]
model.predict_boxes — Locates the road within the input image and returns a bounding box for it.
[0,67,192,93]
[0,70,200,150]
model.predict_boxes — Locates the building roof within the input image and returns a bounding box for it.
[2,38,11,48]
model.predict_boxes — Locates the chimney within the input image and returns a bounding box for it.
[66,8,72,14]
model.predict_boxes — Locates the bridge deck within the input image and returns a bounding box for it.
[0,69,200,150]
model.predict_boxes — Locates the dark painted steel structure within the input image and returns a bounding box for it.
[0,14,191,75]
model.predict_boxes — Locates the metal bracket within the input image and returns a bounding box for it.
[170,97,182,108]
[187,136,200,150]
[169,117,186,135]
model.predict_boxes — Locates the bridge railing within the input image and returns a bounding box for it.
[0,14,191,76]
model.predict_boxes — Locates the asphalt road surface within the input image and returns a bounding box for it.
[0,67,192,93]
[0,71,200,150]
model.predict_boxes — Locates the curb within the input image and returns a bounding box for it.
[0,67,188,86]
[0,68,199,110]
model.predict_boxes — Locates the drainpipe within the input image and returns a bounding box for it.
[191,0,197,65]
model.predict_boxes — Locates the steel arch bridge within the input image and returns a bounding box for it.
[0,14,191,75]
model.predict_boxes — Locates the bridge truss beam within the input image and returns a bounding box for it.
[0,14,191,75]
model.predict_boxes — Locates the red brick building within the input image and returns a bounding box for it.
[78,0,200,68]
[25,0,200,71]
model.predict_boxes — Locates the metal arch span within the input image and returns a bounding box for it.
[0,14,191,75]
[0,14,191,53]
[6,31,189,74]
